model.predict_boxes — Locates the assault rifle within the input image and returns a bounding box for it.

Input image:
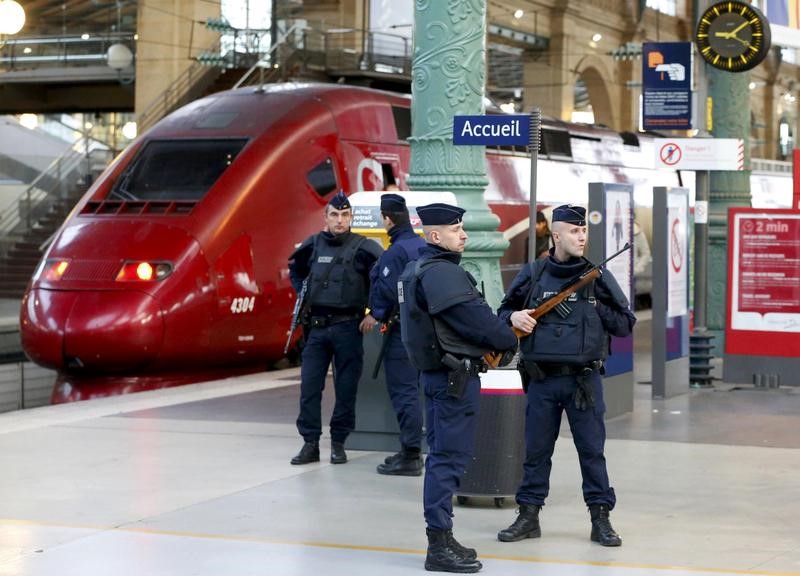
[284,278,309,355]
[484,242,631,368]
[371,309,397,379]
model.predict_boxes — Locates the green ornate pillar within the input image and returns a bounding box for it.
[407,0,508,307]
[707,68,751,347]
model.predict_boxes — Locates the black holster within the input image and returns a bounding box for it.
[441,353,471,399]
[518,359,546,393]
[574,366,595,411]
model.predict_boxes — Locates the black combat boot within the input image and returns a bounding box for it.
[589,504,622,547]
[445,530,477,561]
[290,441,319,465]
[425,529,482,573]
[377,449,422,476]
[497,504,541,542]
[330,441,347,464]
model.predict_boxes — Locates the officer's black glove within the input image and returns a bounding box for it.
[573,367,595,411]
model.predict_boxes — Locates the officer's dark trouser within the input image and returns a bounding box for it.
[422,368,481,530]
[383,328,422,450]
[516,371,616,508]
[297,319,363,443]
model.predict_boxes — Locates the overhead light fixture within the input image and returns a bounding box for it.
[592,33,603,42]
[81,33,90,40]
[0,0,25,35]
[107,43,133,70]
[513,9,524,19]
[121,121,137,140]
[18,113,37,130]
[23,46,31,54]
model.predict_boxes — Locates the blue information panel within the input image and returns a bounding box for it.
[452,115,530,146]
[642,42,692,131]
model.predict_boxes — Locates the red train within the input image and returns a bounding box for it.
[20,83,690,400]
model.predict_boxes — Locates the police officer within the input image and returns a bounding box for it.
[369,193,426,476]
[496,204,635,547]
[400,203,517,573]
[288,191,383,465]
[535,210,552,259]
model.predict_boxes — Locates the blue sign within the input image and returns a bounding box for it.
[642,42,692,131]
[452,115,530,146]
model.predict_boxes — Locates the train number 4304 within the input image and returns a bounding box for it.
[230,296,256,314]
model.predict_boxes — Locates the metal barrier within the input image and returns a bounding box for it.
[0,326,54,412]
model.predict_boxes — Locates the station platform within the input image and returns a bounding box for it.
[1,356,799,576]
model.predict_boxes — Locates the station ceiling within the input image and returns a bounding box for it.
[19,0,137,36]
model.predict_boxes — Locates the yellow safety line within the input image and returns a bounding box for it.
[1,518,798,576]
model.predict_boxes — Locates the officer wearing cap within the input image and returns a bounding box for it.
[535,210,552,259]
[399,202,517,573]
[288,191,383,466]
[368,193,427,476]
[496,204,635,547]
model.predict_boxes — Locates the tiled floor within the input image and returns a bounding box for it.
[0,357,799,575]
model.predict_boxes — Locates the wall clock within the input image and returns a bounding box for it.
[695,1,771,72]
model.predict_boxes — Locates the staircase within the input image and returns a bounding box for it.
[0,198,78,298]
[0,144,111,299]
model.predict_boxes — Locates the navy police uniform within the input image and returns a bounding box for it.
[400,203,517,573]
[288,192,383,464]
[369,193,426,475]
[496,204,635,548]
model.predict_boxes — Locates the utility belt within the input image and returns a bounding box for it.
[536,361,604,378]
[441,353,487,399]
[309,313,362,328]
[517,359,604,410]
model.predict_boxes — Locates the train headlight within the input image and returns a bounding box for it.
[115,261,173,282]
[34,259,71,282]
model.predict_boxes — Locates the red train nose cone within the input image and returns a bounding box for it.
[21,289,164,371]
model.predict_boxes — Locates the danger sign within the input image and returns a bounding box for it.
[660,143,682,166]
[654,138,744,171]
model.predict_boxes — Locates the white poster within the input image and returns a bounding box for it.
[605,190,633,303]
[667,190,689,317]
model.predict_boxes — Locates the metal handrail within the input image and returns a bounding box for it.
[0,32,136,69]
[136,38,223,133]
[233,24,303,90]
[0,149,83,236]
[0,142,112,252]
[321,28,412,76]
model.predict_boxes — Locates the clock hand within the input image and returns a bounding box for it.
[731,35,750,48]
[714,31,732,38]
[730,20,749,36]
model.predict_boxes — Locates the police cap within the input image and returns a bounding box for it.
[380,193,406,212]
[552,204,586,226]
[328,191,351,210]
[416,203,465,226]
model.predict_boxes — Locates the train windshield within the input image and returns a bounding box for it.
[109,139,248,201]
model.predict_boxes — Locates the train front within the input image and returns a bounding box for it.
[19,146,237,379]
[18,96,268,392]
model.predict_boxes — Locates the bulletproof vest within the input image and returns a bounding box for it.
[398,260,442,370]
[308,234,368,309]
[398,258,486,370]
[520,261,608,364]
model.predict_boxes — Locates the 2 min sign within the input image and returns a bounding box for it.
[452,115,530,146]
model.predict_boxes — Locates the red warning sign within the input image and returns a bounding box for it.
[659,142,682,166]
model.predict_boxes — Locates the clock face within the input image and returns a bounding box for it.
[695,1,771,72]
